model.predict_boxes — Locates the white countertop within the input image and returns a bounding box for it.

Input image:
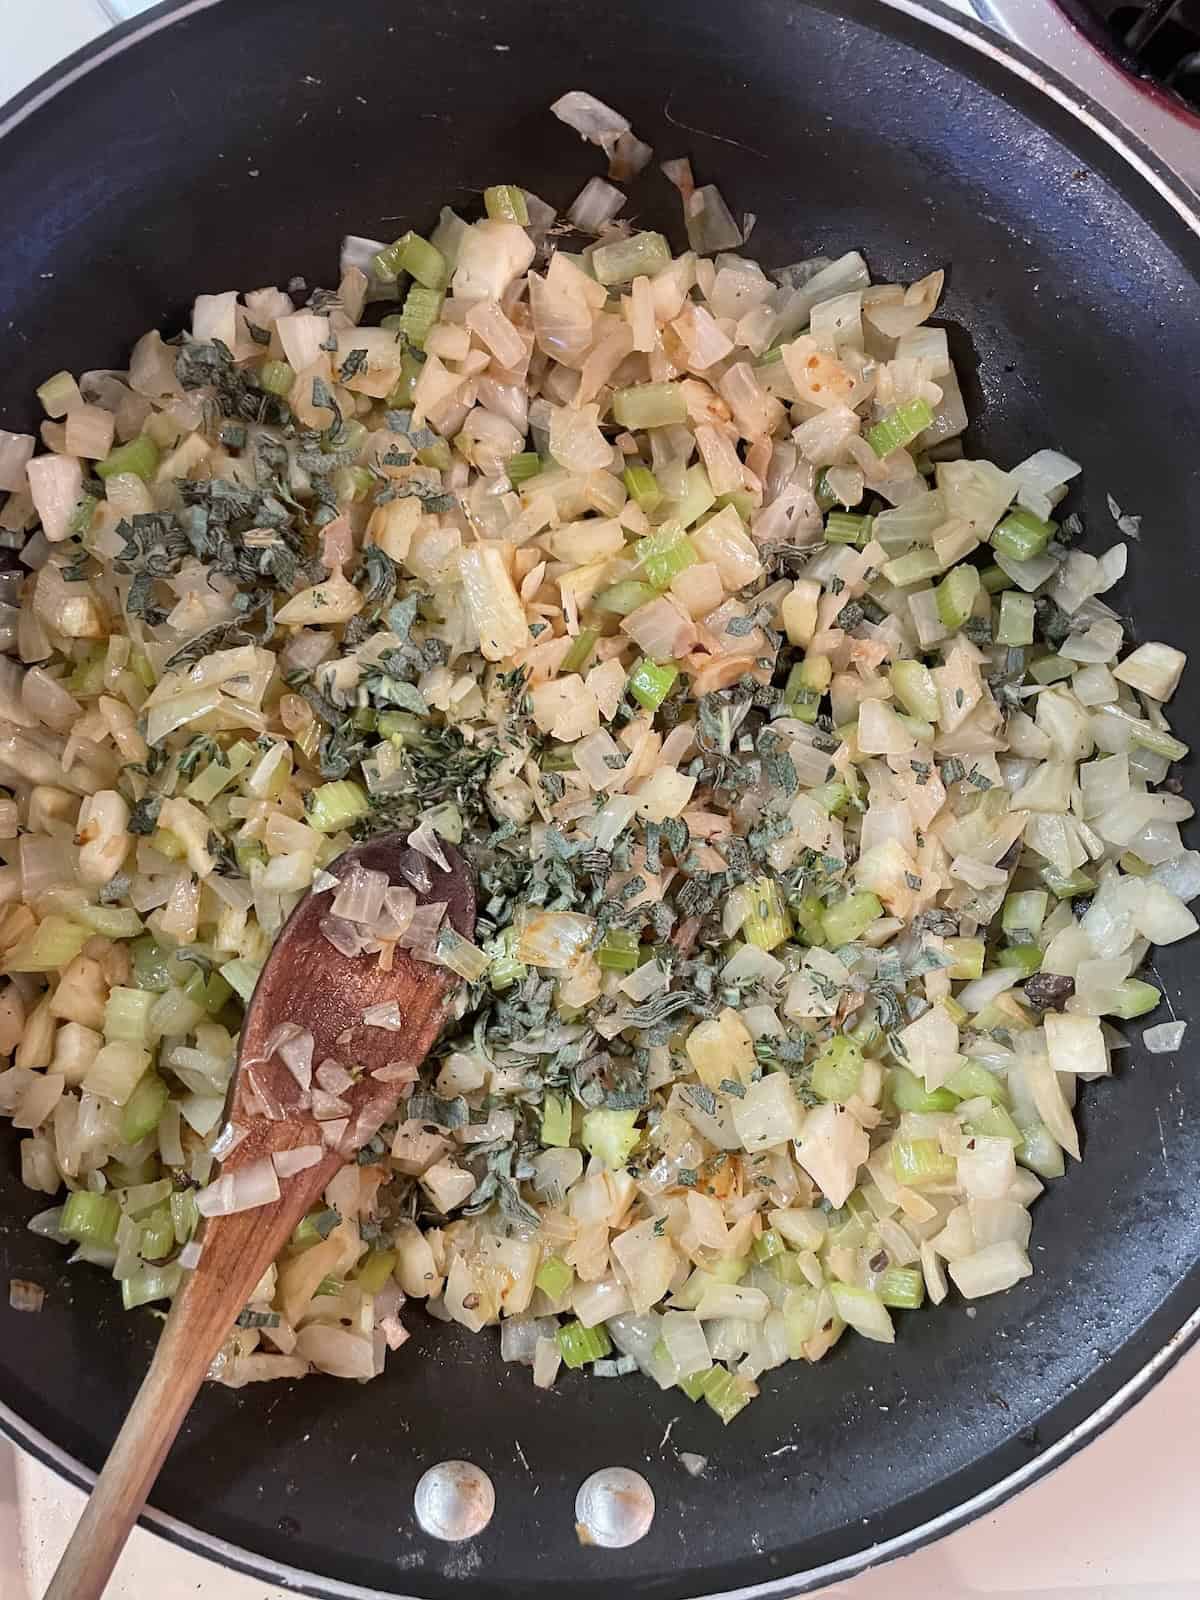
[2,2,1200,1597]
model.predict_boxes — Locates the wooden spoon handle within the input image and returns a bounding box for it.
[43,1305,216,1600]
[43,1152,338,1600]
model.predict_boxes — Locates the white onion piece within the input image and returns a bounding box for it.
[408,821,451,872]
[273,1145,323,1177]
[1143,1021,1187,1053]
[568,177,626,234]
[0,432,35,493]
[550,91,630,156]
[320,916,366,959]
[362,1001,405,1030]
[196,1157,280,1217]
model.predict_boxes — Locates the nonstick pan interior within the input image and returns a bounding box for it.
[1,1,1200,1597]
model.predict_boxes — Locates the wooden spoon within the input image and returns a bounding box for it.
[45,832,475,1600]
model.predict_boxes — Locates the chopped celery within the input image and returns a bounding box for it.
[596,928,640,973]
[385,349,424,408]
[1002,891,1048,937]
[356,1249,399,1293]
[980,563,1009,593]
[612,382,688,430]
[74,904,144,940]
[997,590,1035,646]
[171,1189,199,1245]
[822,891,883,947]
[258,360,295,396]
[700,1364,756,1423]
[374,231,446,289]
[534,1255,574,1300]
[825,511,873,546]
[941,994,968,1026]
[877,1266,925,1309]
[484,185,529,225]
[581,1107,641,1170]
[968,1103,1023,1144]
[138,1205,175,1262]
[814,469,838,512]
[791,894,827,947]
[121,1264,182,1311]
[595,579,657,616]
[235,840,267,874]
[676,1370,710,1401]
[506,451,542,485]
[637,524,697,588]
[61,1191,120,1247]
[1108,978,1160,1019]
[992,508,1055,562]
[591,231,671,286]
[218,958,263,1005]
[307,779,370,833]
[560,627,599,675]
[1040,865,1095,899]
[882,549,942,587]
[811,1035,864,1102]
[69,493,99,538]
[1130,722,1189,762]
[1029,652,1075,684]
[890,659,940,722]
[944,937,985,980]
[623,465,662,513]
[67,646,107,698]
[557,1319,612,1368]
[627,657,679,711]
[290,1208,340,1251]
[105,985,156,1041]
[5,916,90,974]
[97,434,160,483]
[675,464,716,528]
[996,945,1043,976]
[121,1072,169,1142]
[186,738,254,803]
[129,934,176,992]
[717,488,755,522]
[540,1092,573,1148]
[891,1137,957,1187]
[810,779,852,816]
[752,1228,786,1263]
[888,1066,958,1114]
[935,562,981,629]
[398,283,445,347]
[945,1061,1007,1104]
[867,398,933,457]
[783,653,831,723]
[1016,1120,1066,1179]
[37,370,78,417]
[742,876,791,950]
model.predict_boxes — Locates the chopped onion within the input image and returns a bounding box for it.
[568,177,626,234]
[550,90,630,156]
[1143,1020,1186,1053]
[273,1145,323,1177]
[196,1157,281,1217]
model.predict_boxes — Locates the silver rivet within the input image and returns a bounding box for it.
[413,1461,495,1542]
[574,1467,655,1548]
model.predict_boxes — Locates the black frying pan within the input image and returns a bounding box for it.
[2,1,1200,1596]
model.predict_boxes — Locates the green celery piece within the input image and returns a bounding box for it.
[540,1092,573,1148]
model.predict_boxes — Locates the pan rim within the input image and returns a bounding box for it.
[5,1299,1200,1598]
[1,0,1199,1597]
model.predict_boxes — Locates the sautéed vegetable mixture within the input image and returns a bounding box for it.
[0,92,1194,1421]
